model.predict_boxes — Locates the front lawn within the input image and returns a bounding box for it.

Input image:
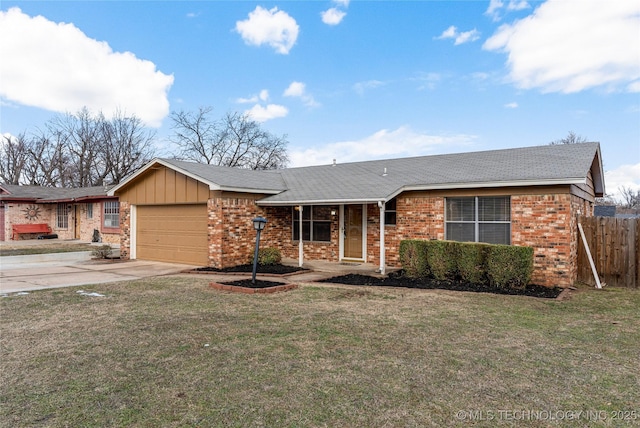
[1,277,638,427]
[0,242,96,256]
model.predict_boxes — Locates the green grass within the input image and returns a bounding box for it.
[1,277,639,427]
[0,243,96,256]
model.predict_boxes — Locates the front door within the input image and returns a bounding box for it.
[74,205,81,239]
[344,205,363,259]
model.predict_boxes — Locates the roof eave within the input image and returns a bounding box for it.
[401,178,587,192]
[257,197,383,206]
[256,178,588,206]
[0,197,38,203]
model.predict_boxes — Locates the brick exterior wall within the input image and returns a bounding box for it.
[368,196,446,267]
[264,206,341,262]
[3,201,119,243]
[117,188,591,288]
[210,195,266,268]
[511,194,574,286]
[119,201,131,259]
[365,192,589,288]
[3,203,54,240]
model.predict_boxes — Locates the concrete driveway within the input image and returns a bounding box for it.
[1,256,194,294]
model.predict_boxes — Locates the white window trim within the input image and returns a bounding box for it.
[292,205,331,242]
[445,196,511,245]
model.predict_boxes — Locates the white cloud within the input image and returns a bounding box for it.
[289,126,477,167]
[507,0,530,11]
[236,89,269,104]
[486,0,504,20]
[504,102,519,108]
[321,8,346,25]
[486,0,530,21]
[235,6,299,55]
[483,0,640,94]
[353,80,385,95]
[413,72,442,90]
[604,163,640,202]
[283,81,319,107]
[245,104,288,123]
[322,0,350,26]
[436,25,480,45]
[0,8,173,128]
[283,82,305,98]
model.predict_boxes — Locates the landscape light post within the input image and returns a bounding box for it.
[251,216,267,284]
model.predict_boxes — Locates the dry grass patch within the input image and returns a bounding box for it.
[1,277,639,427]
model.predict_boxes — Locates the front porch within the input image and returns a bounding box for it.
[281,257,399,278]
[262,202,395,275]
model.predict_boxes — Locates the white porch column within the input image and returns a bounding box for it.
[378,201,386,275]
[298,205,304,267]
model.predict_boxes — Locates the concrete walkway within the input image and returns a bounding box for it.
[1,258,194,294]
[0,242,390,294]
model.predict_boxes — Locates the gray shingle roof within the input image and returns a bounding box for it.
[159,158,287,193]
[594,205,616,217]
[0,184,112,202]
[110,143,603,204]
[261,142,603,204]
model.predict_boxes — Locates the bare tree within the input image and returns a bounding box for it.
[47,107,104,187]
[100,109,157,184]
[22,130,70,186]
[0,133,29,184]
[170,107,289,169]
[2,108,157,188]
[550,131,589,145]
[170,106,224,164]
[618,186,640,209]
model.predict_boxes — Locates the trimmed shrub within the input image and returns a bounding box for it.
[457,242,488,285]
[250,247,282,266]
[91,245,113,259]
[425,240,458,280]
[398,239,534,289]
[399,240,429,278]
[486,245,533,289]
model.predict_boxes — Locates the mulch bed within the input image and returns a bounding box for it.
[194,264,308,275]
[221,279,287,288]
[210,279,298,294]
[318,271,563,299]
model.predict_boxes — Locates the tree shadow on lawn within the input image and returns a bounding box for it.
[319,271,563,299]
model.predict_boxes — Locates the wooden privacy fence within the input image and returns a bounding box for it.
[577,216,639,288]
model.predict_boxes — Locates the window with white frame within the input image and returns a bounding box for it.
[384,198,397,225]
[57,203,69,229]
[86,203,93,219]
[103,201,120,229]
[292,206,331,242]
[445,196,511,245]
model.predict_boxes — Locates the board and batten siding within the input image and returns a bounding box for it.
[117,165,211,205]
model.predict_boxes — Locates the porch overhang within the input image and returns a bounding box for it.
[256,198,386,207]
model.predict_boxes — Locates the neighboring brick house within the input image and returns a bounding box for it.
[0,184,120,244]
[109,143,604,288]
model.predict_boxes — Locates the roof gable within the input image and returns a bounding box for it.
[109,158,287,196]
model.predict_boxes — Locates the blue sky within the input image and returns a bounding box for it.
[1,0,639,201]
